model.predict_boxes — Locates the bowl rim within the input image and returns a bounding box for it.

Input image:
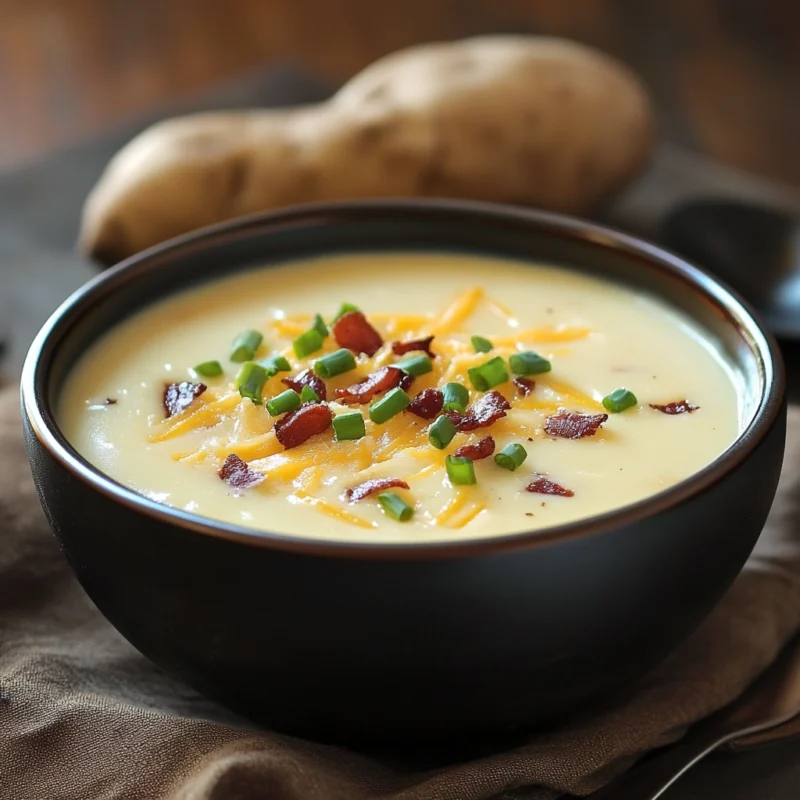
[21,198,786,560]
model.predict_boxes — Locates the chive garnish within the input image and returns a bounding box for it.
[471,335,493,353]
[468,356,509,391]
[509,351,551,376]
[393,354,433,377]
[236,362,268,404]
[333,302,360,322]
[603,388,638,414]
[369,387,410,424]
[293,329,324,359]
[315,348,357,379]
[333,412,366,441]
[429,414,457,449]
[446,456,477,485]
[300,385,320,403]
[494,443,528,471]
[442,382,469,413]
[312,313,329,338]
[260,354,291,376]
[230,329,263,363]
[377,491,414,522]
[194,360,223,378]
[266,389,302,417]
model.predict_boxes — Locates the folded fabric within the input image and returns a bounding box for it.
[2,385,799,799]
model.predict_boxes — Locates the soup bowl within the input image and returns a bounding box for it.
[21,199,786,744]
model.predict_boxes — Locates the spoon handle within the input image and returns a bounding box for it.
[590,636,800,799]
[588,726,737,800]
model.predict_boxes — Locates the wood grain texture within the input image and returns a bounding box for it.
[1,0,799,186]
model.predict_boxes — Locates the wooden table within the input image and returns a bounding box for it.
[2,0,800,187]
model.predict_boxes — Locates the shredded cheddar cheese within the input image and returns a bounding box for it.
[538,378,604,411]
[485,297,516,322]
[294,489,377,529]
[270,319,307,337]
[370,313,433,336]
[428,287,484,334]
[450,503,487,529]
[150,393,240,442]
[492,326,592,346]
[406,463,441,482]
[435,490,471,525]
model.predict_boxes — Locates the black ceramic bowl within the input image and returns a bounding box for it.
[21,200,786,745]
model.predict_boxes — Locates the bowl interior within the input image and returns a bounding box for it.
[24,200,783,554]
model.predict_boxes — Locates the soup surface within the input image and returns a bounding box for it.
[60,252,742,543]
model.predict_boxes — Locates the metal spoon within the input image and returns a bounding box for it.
[589,634,800,800]
[662,199,800,340]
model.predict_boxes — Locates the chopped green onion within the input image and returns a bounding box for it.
[315,348,357,379]
[509,351,551,376]
[428,414,457,449]
[442,382,469,413]
[312,313,329,338]
[494,443,528,471]
[230,329,263,363]
[369,387,410,424]
[446,456,477,485]
[603,388,638,414]
[194,360,223,378]
[471,335,493,353]
[333,412,366,441]
[293,328,324,359]
[236,362,268,404]
[377,491,414,522]
[333,302,360,322]
[266,389,301,417]
[393,354,433,377]
[300,385,320,403]
[468,356,509,391]
[260,354,291,376]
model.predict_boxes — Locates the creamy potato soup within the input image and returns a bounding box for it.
[60,253,743,543]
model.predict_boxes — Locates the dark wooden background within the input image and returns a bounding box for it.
[2,0,800,186]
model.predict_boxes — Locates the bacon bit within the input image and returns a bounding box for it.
[526,475,574,497]
[399,372,415,391]
[544,408,608,439]
[446,390,511,431]
[391,335,436,358]
[218,454,265,489]
[454,436,495,460]
[407,388,444,420]
[274,403,333,449]
[104,397,118,405]
[513,377,535,397]
[282,369,327,402]
[332,311,383,356]
[164,381,207,417]
[650,400,700,415]
[343,477,411,503]
[335,366,403,404]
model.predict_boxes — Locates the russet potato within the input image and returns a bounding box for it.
[80,36,655,265]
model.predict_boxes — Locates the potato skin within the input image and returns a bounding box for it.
[80,36,654,265]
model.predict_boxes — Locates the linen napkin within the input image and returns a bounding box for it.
[2,385,800,800]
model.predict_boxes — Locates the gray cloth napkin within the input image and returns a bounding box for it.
[2,382,800,800]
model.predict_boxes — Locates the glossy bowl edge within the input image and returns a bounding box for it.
[20,198,787,560]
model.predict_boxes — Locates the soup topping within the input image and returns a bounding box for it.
[650,400,701,415]
[143,286,701,529]
[163,381,207,418]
